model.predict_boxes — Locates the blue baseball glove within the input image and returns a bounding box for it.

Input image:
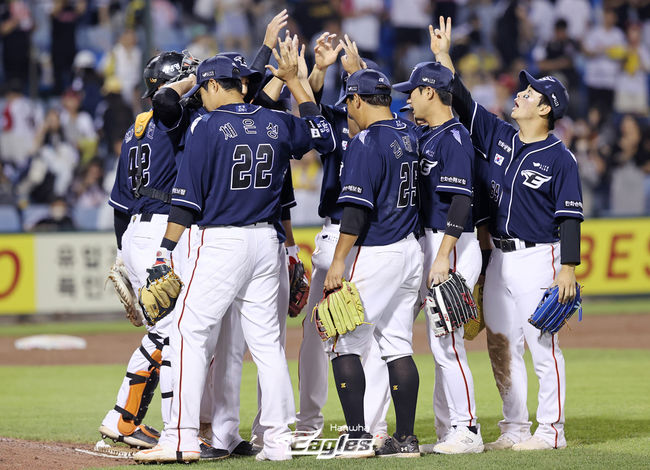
[528,284,582,335]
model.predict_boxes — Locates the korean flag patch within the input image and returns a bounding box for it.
[494,153,505,166]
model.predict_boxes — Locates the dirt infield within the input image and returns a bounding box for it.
[1,313,648,469]
[1,314,648,367]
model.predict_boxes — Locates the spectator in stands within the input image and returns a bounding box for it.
[95,77,133,160]
[50,0,87,94]
[0,80,43,171]
[71,158,107,209]
[215,0,252,53]
[0,161,15,205]
[32,197,75,232]
[495,0,533,70]
[609,115,646,216]
[101,28,142,105]
[0,0,33,85]
[390,0,432,80]
[60,88,98,165]
[340,0,384,60]
[32,108,78,198]
[554,0,592,41]
[71,50,104,116]
[583,8,626,117]
[291,0,340,44]
[612,22,650,115]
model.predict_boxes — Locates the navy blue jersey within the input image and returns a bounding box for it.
[172,103,334,227]
[472,151,490,227]
[109,111,185,215]
[338,118,420,246]
[317,104,349,220]
[466,102,583,242]
[417,118,474,232]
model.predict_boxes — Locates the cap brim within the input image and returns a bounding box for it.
[399,103,413,113]
[141,89,154,99]
[335,94,349,107]
[392,81,416,93]
[519,70,544,94]
[182,83,202,99]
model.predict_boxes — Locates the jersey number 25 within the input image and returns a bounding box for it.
[397,161,418,208]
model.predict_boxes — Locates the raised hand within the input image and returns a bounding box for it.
[314,32,343,71]
[297,42,309,81]
[266,35,299,82]
[339,34,363,75]
[429,16,452,56]
[263,9,289,49]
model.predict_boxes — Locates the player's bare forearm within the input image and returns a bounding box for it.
[162,222,186,245]
[436,52,455,75]
[324,232,358,291]
[477,224,491,250]
[428,234,457,286]
[282,219,296,247]
[553,264,577,304]
[262,76,284,101]
[285,76,314,105]
[308,67,326,95]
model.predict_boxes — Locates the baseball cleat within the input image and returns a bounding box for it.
[373,431,389,448]
[375,434,420,458]
[484,434,518,451]
[98,424,159,449]
[199,440,229,460]
[512,436,566,451]
[432,426,484,454]
[133,444,200,463]
[255,449,291,461]
[231,440,259,456]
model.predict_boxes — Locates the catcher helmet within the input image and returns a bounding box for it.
[141,51,185,99]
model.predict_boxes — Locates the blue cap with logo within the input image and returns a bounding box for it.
[184,54,260,98]
[337,59,380,106]
[335,69,392,106]
[393,61,453,94]
[519,70,569,120]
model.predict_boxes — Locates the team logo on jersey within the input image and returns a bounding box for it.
[494,153,505,166]
[521,169,552,189]
[450,128,462,145]
[420,159,438,176]
[266,123,279,139]
[532,161,550,172]
[497,140,512,153]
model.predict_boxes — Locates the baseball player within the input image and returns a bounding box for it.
[393,61,484,454]
[431,17,583,451]
[101,51,197,449]
[293,34,391,448]
[323,68,423,458]
[134,45,334,463]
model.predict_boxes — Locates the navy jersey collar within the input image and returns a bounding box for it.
[368,118,406,130]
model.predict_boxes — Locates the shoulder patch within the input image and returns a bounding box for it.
[450,128,462,145]
[358,129,369,145]
[134,110,154,139]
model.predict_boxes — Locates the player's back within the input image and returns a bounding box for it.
[339,118,420,246]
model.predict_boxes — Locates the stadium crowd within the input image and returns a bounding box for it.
[0,0,649,231]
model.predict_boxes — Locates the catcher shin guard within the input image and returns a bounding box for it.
[115,344,162,436]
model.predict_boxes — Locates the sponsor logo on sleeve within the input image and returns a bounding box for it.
[172,187,186,196]
[565,200,583,209]
[521,169,552,189]
[497,140,512,153]
[440,175,467,185]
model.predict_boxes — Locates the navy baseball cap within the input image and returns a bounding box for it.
[184,55,260,98]
[519,70,569,120]
[393,61,453,94]
[337,59,381,105]
[335,69,392,106]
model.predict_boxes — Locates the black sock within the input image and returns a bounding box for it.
[387,356,419,439]
[332,354,366,438]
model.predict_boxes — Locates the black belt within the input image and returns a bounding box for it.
[139,213,161,222]
[330,218,341,224]
[493,238,536,252]
[199,220,273,229]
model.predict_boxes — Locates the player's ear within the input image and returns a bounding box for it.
[538,102,552,119]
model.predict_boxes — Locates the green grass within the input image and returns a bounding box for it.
[0,296,647,338]
[1,349,649,469]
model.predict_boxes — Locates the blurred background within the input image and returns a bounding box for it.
[0,0,648,317]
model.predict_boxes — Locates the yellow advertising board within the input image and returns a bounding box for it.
[0,235,36,314]
[576,217,650,295]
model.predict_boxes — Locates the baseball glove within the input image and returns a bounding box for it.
[288,258,310,317]
[425,271,478,337]
[529,284,582,335]
[107,258,145,327]
[463,283,485,340]
[312,281,365,340]
[138,264,183,326]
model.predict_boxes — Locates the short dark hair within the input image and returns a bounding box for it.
[538,94,555,130]
[417,86,452,105]
[353,93,392,107]
[201,78,243,94]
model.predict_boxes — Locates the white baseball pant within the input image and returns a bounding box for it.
[483,241,566,448]
[419,229,480,441]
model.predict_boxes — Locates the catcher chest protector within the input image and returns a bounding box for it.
[115,333,166,435]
